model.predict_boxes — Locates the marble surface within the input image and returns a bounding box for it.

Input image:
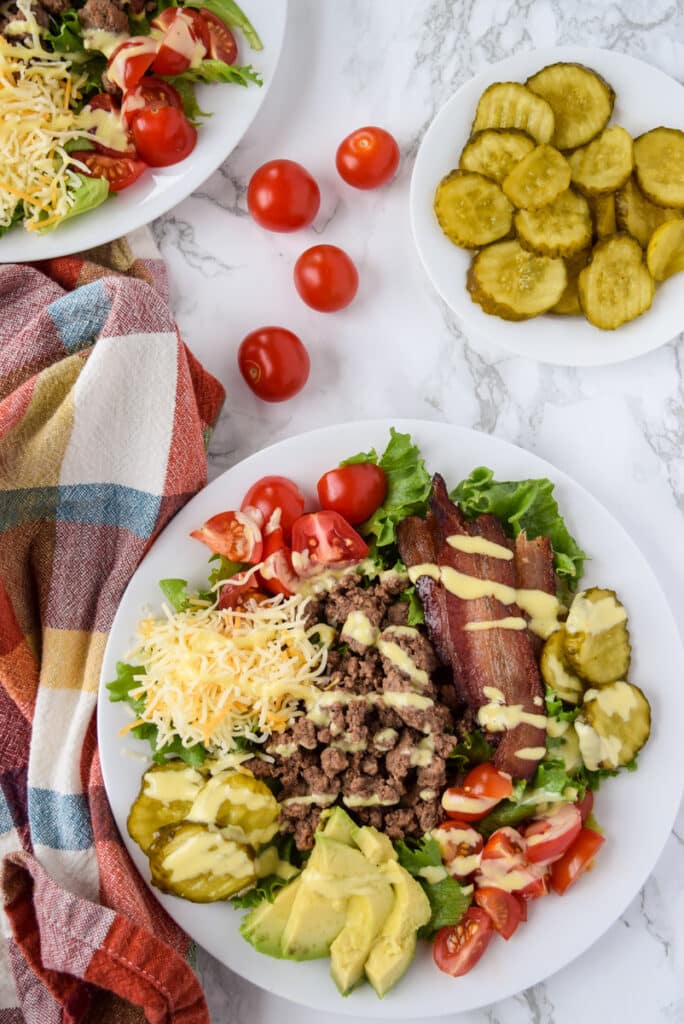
[152,2,684,1021]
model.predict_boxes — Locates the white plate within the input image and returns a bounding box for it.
[410,47,684,367]
[98,419,684,1018]
[0,0,287,262]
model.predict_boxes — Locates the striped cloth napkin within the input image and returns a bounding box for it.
[0,231,225,1024]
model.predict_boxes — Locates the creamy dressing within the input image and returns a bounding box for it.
[446,535,513,560]
[478,702,547,733]
[82,27,128,57]
[373,727,398,751]
[187,773,273,823]
[410,736,434,767]
[330,737,368,753]
[343,793,399,808]
[76,107,129,153]
[515,746,547,760]
[477,860,538,893]
[341,610,379,648]
[376,637,428,688]
[143,767,204,804]
[447,853,481,876]
[383,690,433,711]
[575,720,622,771]
[418,864,448,884]
[419,788,437,800]
[156,12,206,67]
[566,592,627,636]
[162,831,253,884]
[271,742,297,757]
[442,791,492,815]
[281,793,337,807]
[106,37,157,91]
[483,685,505,703]
[464,617,527,632]
[585,681,636,721]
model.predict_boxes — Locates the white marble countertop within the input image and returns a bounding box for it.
[152,1,684,1021]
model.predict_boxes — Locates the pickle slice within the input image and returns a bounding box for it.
[502,145,571,210]
[576,681,651,770]
[540,629,585,704]
[472,82,555,145]
[550,248,590,315]
[615,175,682,248]
[434,170,513,248]
[634,128,684,208]
[515,189,592,257]
[589,194,616,240]
[564,588,631,685]
[646,218,684,281]
[149,822,256,902]
[127,761,205,854]
[467,240,567,321]
[187,770,279,846]
[525,62,615,150]
[578,235,654,330]
[459,128,535,183]
[569,126,634,196]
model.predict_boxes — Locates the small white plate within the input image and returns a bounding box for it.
[410,47,684,366]
[0,0,287,262]
[99,419,684,1018]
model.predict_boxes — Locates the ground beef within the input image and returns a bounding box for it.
[79,0,128,33]
[291,716,317,749]
[40,0,70,14]
[384,601,410,627]
[320,747,347,778]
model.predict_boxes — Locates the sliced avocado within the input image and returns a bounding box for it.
[364,861,431,999]
[320,805,357,845]
[330,883,394,995]
[240,876,303,959]
[352,825,398,866]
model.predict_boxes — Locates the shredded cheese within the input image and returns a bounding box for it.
[124,594,332,756]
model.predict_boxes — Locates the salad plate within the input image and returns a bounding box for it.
[0,0,287,263]
[410,47,684,367]
[98,419,684,1017]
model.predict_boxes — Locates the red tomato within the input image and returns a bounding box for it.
[293,244,359,313]
[258,527,299,596]
[198,8,237,62]
[238,327,310,403]
[432,909,493,978]
[190,510,263,563]
[433,820,483,879]
[107,38,158,91]
[480,827,527,864]
[151,9,209,75]
[69,151,146,192]
[317,463,387,525]
[217,570,262,610]
[122,77,182,127]
[519,873,549,901]
[86,93,118,112]
[550,827,604,896]
[132,106,197,167]
[514,892,528,922]
[525,804,582,864]
[477,827,549,898]
[241,476,305,542]
[441,763,512,821]
[336,126,400,189]
[464,763,513,801]
[474,886,523,940]
[576,790,594,824]
[291,511,369,575]
[247,159,320,232]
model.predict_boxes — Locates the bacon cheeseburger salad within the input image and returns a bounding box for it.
[0,0,260,234]
[108,430,651,997]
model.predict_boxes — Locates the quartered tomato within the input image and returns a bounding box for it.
[480,826,527,864]
[238,327,310,403]
[151,8,209,76]
[441,763,513,821]
[132,106,197,167]
[199,8,237,62]
[190,510,263,563]
[317,463,387,525]
[336,126,400,190]
[122,76,182,127]
[432,909,493,978]
[241,476,305,542]
[69,151,146,192]
[217,570,262,610]
[291,511,368,575]
[258,526,298,596]
[525,803,582,865]
[107,37,158,91]
[474,886,523,940]
[433,820,483,880]
[550,827,604,896]
[477,827,549,899]
[86,93,118,112]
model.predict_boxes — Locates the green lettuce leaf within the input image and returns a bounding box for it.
[184,0,262,49]
[450,467,586,588]
[401,586,425,626]
[230,873,290,908]
[166,77,211,122]
[39,174,109,233]
[170,60,262,86]
[447,729,495,772]
[0,205,23,237]
[477,759,580,837]
[395,835,471,937]
[45,9,84,52]
[159,578,190,612]
[208,554,246,587]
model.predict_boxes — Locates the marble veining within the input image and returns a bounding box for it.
[154,1,684,1020]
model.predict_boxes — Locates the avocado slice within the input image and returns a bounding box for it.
[320,806,357,845]
[352,825,398,866]
[330,883,394,995]
[364,860,431,998]
[240,876,303,959]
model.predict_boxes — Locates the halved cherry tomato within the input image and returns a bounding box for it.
[190,510,263,563]
[68,151,146,192]
[291,511,368,575]
[432,909,493,978]
[550,827,604,896]
[293,244,359,313]
[336,126,400,190]
[477,828,548,897]
[247,159,320,232]
[198,8,237,63]
[441,763,513,821]
[241,476,305,542]
[317,463,387,525]
[514,892,528,922]
[217,570,262,610]
[576,789,594,824]
[151,8,209,76]
[525,803,582,865]
[474,886,523,940]
[122,76,182,127]
[132,106,197,167]
[86,93,118,112]
[464,763,513,801]
[433,820,483,880]
[480,826,527,864]
[238,327,310,403]
[258,527,298,596]
[519,872,549,901]
[107,37,158,91]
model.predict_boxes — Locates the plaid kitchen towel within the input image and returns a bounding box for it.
[0,229,225,1024]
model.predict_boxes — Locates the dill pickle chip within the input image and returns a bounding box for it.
[149,822,256,902]
[564,587,631,684]
[128,761,206,854]
[472,82,555,144]
[589,193,617,239]
[646,218,684,280]
[459,128,535,183]
[615,175,682,247]
[569,126,634,196]
[550,248,590,315]
[515,188,592,257]
[434,169,513,248]
[578,235,654,330]
[576,681,651,771]
[540,629,585,704]
[187,771,279,845]
[467,239,567,320]
[502,145,571,210]
[634,128,684,208]
[525,62,615,150]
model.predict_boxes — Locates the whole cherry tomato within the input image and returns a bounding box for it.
[336,126,400,189]
[238,327,310,402]
[247,159,320,232]
[294,244,358,312]
[241,476,305,541]
[317,463,386,524]
[132,106,197,167]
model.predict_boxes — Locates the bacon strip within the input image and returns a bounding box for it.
[514,532,557,657]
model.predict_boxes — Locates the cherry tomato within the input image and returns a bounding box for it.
[480,827,527,864]
[151,9,209,75]
[198,8,237,63]
[294,244,358,313]
[525,803,582,864]
[550,827,604,896]
[238,327,310,403]
[190,510,263,563]
[291,511,368,575]
[518,873,549,901]
[86,93,118,112]
[122,77,182,127]
[441,763,513,821]
[474,886,523,940]
[217,570,262,610]
[514,892,528,922]
[317,463,387,525]
[576,790,594,824]
[258,527,298,596]
[69,151,147,192]
[432,909,493,978]
[247,159,320,232]
[107,38,158,91]
[132,106,197,167]
[241,476,305,542]
[433,820,483,880]
[336,126,400,189]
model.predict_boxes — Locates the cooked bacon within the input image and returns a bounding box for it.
[514,532,557,656]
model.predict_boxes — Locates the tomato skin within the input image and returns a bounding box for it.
[441,788,498,822]
[481,827,527,864]
[238,327,310,403]
[247,159,320,232]
[199,8,237,63]
[291,511,369,574]
[433,820,483,879]
[576,790,594,824]
[132,106,197,167]
[336,126,400,189]
[258,527,298,596]
[107,38,158,91]
[122,77,182,127]
[294,244,359,312]
[217,570,260,610]
[190,510,263,563]
[432,909,493,978]
[442,763,512,821]
[550,827,604,896]
[241,476,305,542]
[317,464,387,525]
[69,151,146,192]
[87,93,118,113]
[151,9,209,75]
[524,804,582,865]
[474,887,523,940]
